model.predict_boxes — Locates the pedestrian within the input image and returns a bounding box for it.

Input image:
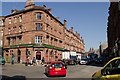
[32,57,36,66]
[11,50,14,64]
[30,58,33,66]
[17,49,21,63]
[1,57,5,65]
[41,57,45,65]
[25,56,29,66]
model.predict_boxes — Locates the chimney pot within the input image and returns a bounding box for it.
[43,5,46,8]
[48,8,52,13]
[64,19,67,28]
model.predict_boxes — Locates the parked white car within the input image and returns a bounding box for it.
[79,59,88,64]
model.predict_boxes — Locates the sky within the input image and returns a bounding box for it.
[1,2,110,51]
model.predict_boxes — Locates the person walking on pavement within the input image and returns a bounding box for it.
[17,49,21,63]
[25,48,30,66]
[41,57,45,65]
[11,50,14,64]
[32,57,36,66]
[30,58,33,66]
[25,56,30,66]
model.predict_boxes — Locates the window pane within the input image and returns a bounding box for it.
[9,18,11,24]
[19,16,22,22]
[36,13,41,19]
[36,23,42,30]
[35,36,42,44]
[35,36,37,43]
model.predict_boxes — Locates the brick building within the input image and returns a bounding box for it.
[0,16,5,55]
[3,0,85,63]
[107,2,120,58]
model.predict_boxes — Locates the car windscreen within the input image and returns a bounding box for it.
[51,63,63,68]
[70,56,77,60]
[81,58,87,61]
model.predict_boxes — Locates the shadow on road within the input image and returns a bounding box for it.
[44,73,49,77]
[1,75,26,80]
[86,63,104,67]
[1,75,92,80]
[44,73,66,78]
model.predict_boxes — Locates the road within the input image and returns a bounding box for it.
[1,64,102,80]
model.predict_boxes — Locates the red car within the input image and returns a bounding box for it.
[45,61,67,77]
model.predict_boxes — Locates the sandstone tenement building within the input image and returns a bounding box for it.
[3,0,85,63]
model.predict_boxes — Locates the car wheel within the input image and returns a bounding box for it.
[79,62,81,65]
[91,78,95,80]
[46,73,50,77]
[63,75,66,77]
[47,71,51,77]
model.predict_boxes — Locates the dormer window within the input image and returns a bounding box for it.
[36,12,42,19]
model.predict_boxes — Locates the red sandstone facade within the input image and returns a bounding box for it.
[3,0,85,63]
[0,16,5,55]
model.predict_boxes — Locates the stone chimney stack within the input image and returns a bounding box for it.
[48,8,52,13]
[42,5,52,13]
[43,5,46,8]
[11,9,18,14]
[24,0,35,10]
[64,19,67,29]
[75,31,80,39]
[69,27,73,33]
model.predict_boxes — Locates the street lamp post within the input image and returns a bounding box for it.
[99,42,102,56]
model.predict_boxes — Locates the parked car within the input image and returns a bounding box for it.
[45,61,67,77]
[94,57,103,64]
[58,59,68,68]
[79,58,88,65]
[62,59,69,66]
[68,59,77,65]
[92,57,120,80]
[86,58,94,64]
